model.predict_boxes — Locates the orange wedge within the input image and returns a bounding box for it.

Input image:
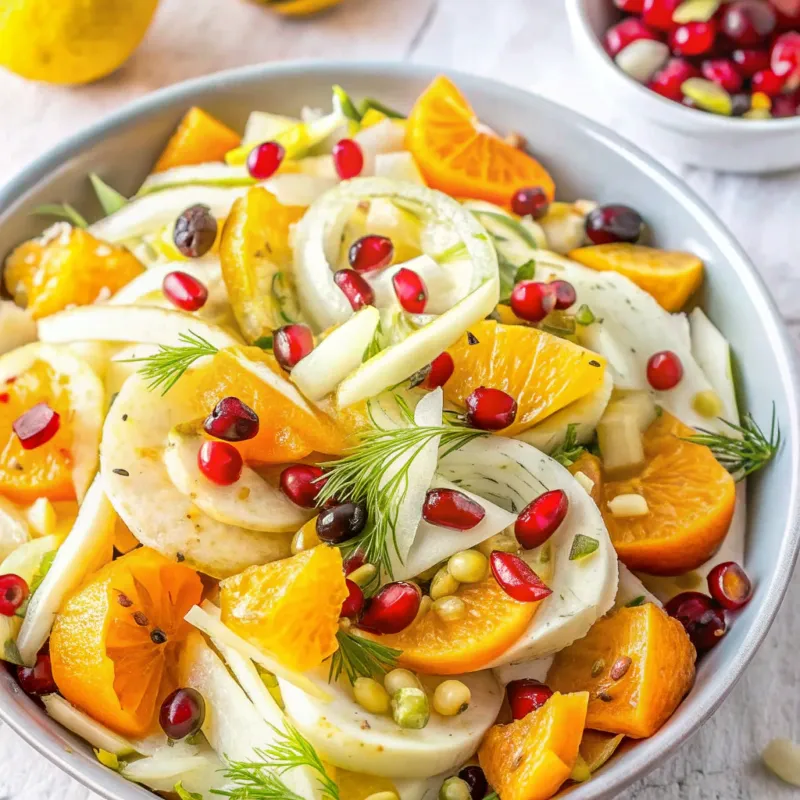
[444,320,607,436]
[154,107,241,173]
[189,346,348,462]
[601,412,736,575]
[406,76,555,207]
[220,545,347,671]
[50,547,203,737]
[567,244,704,312]
[4,227,144,320]
[479,692,589,800]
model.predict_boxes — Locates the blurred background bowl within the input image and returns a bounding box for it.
[566,0,800,173]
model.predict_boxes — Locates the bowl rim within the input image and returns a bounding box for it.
[0,58,799,800]
[565,0,800,132]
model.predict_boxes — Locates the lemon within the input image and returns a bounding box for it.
[0,0,159,85]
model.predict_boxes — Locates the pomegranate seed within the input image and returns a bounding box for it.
[585,204,643,245]
[605,17,661,58]
[752,67,788,94]
[515,490,569,550]
[773,0,800,27]
[279,464,327,508]
[247,141,285,179]
[466,387,518,431]
[506,679,554,720]
[0,393,7,403]
[0,574,29,616]
[458,765,489,800]
[316,502,368,544]
[333,269,375,311]
[511,186,550,219]
[341,579,365,618]
[392,267,428,314]
[17,653,56,696]
[772,90,800,115]
[13,403,60,450]
[649,58,701,100]
[732,47,772,76]
[615,0,645,10]
[358,581,421,634]
[343,550,366,575]
[665,591,727,651]
[159,687,205,740]
[422,488,486,530]
[332,139,364,179]
[708,561,753,610]
[510,281,556,322]
[349,235,394,273]
[670,21,718,56]
[722,0,777,45]
[550,280,577,310]
[197,440,243,486]
[423,352,455,390]
[643,0,682,31]
[162,271,209,312]
[772,31,800,85]
[273,323,314,371]
[203,396,259,442]
[701,58,744,92]
[173,205,218,259]
[491,551,552,602]
[646,350,684,390]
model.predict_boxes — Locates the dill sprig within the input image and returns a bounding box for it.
[213,722,339,800]
[682,407,780,480]
[316,396,486,577]
[124,331,219,395]
[329,629,401,685]
[549,423,585,468]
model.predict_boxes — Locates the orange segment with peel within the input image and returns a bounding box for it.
[4,227,144,320]
[601,411,735,575]
[444,320,607,436]
[375,572,545,675]
[547,603,696,739]
[49,547,203,737]
[154,107,241,173]
[219,187,306,344]
[189,346,347,462]
[479,691,589,800]
[220,545,348,672]
[406,75,555,207]
[567,244,704,312]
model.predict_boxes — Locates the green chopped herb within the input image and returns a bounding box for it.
[174,782,203,800]
[32,203,89,229]
[89,173,128,216]
[16,550,57,617]
[329,629,401,685]
[358,97,406,119]
[253,336,273,351]
[574,304,596,326]
[569,534,599,561]
[332,85,362,123]
[514,259,536,283]
[626,595,646,608]
[549,424,585,468]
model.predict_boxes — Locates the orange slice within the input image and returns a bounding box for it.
[444,320,607,436]
[375,572,544,675]
[567,244,704,312]
[189,346,347,462]
[49,547,203,737]
[547,604,695,738]
[479,691,589,800]
[406,76,555,207]
[220,545,347,671]
[4,227,144,320]
[601,411,736,575]
[220,187,307,344]
[154,107,241,173]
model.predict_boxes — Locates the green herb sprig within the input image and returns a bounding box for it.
[32,203,89,229]
[682,407,780,480]
[125,331,219,394]
[329,629,401,685]
[316,396,486,576]
[549,423,585,468]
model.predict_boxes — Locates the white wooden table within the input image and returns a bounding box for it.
[0,0,798,797]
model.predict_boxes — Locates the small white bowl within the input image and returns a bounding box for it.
[566,0,800,173]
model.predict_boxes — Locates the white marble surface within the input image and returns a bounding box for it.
[0,0,798,798]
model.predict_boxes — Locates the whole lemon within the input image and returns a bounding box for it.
[0,0,159,85]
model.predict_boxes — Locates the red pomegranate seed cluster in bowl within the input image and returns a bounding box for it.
[604,0,800,117]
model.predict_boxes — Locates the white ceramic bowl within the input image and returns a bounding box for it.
[0,61,798,800]
[566,0,800,173]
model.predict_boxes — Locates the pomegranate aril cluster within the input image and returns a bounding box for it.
[604,0,800,118]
